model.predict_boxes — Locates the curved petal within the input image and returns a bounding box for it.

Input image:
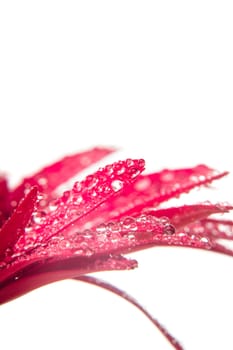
[0,187,38,257]
[144,203,233,229]
[10,147,115,208]
[0,254,137,304]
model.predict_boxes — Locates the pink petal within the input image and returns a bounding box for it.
[0,254,137,304]
[0,187,38,257]
[144,203,232,229]
[10,147,114,208]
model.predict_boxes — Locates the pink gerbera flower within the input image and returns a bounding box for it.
[0,146,232,349]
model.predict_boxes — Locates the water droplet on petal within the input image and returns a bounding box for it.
[200,237,209,244]
[163,224,176,235]
[49,201,58,212]
[159,216,170,225]
[111,180,123,192]
[106,221,121,233]
[85,175,98,189]
[122,217,137,231]
[126,159,135,167]
[128,167,140,178]
[105,165,114,175]
[32,212,45,224]
[25,227,33,234]
[59,239,71,249]
[73,194,83,205]
[96,223,107,233]
[73,181,82,192]
[62,191,71,203]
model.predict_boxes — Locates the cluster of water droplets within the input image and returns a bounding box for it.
[25,214,177,260]
[6,160,225,266]
[14,159,145,251]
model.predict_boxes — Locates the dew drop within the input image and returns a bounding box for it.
[111,179,123,192]
[83,229,93,239]
[86,175,98,189]
[106,221,121,233]
[128,167,140,178]
[138,159,145,168]
[25,227,33,234]
[128,233,136,240]
[59,240,71,249]
[126,159,135,167]
[122,217,137,231]
[49,201,58,212]
[200,237,209,244]
[73,181,82,192]
[159,216,170,225]
[32,212,45,224]
[105,165,114,175]
[73,195,83,205]
[116,166,125,175]
[62,191,71,203]
[96,223,107,233]
[163,224,176,235]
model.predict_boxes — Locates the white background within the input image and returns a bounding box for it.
[0,1,233,349]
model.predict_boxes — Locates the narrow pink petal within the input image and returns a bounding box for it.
[0,254,137,304]
[10,147,114,208]
[144,203,232,229]
[13,158,145,253]
[0,187,38,257]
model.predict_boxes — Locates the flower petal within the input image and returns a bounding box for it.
[144,203,233,229]
[0,254,137,304]
[10,147,114,208]
[0,187,38,257]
